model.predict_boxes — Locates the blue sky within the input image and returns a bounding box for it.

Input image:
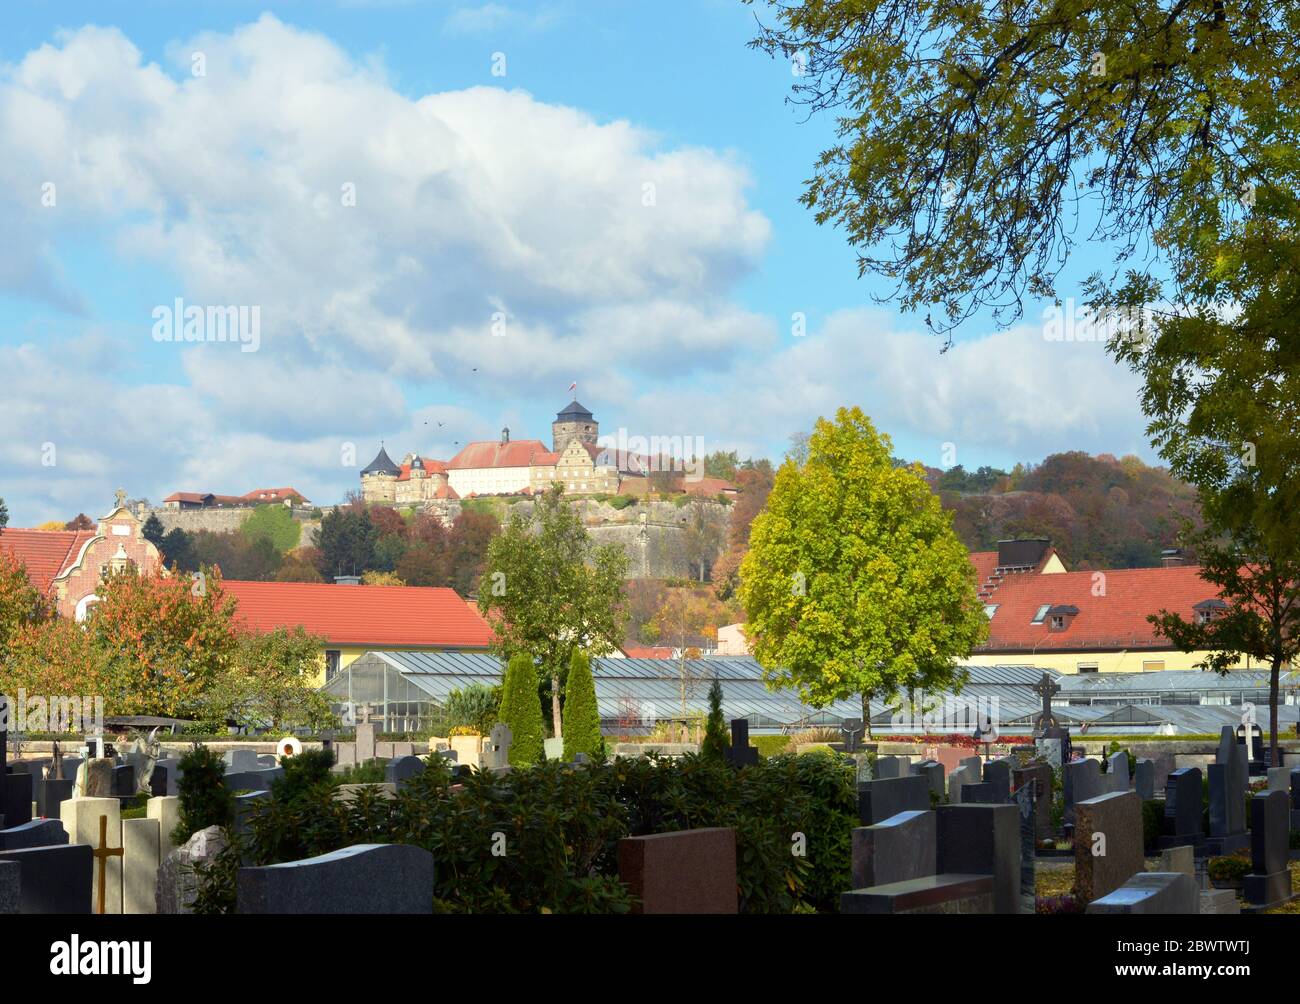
[0,1,1151,523]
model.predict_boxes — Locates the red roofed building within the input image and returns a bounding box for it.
[163,487,310,509]
[0,490,163,620]
[222,579,494,685]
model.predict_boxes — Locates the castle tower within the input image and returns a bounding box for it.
[360,443,401,503]
[552,400,597,454]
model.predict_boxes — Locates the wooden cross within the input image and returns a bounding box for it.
[93,814,123,915]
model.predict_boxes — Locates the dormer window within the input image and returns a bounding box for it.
[1194,599,1227,625]
[1050,615,1065,630]
[1045,604,1079,632]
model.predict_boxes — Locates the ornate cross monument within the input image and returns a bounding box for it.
[1031,673,1061,736]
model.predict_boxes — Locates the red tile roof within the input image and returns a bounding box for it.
[978,564,1222,651]
[164,492,211,504]
[243,487,309,503]
[684,476,739,496]
[447,439,552,470]
[622,645,675,659]
[0,529,97,593]
[396,459,448,481]
[222,579,494,648]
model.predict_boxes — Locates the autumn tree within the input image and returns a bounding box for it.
[0,551,50,654]
[479,488,628,737]
[651,587,733,717]
[202,626,335,733]
[739,407,988,733]
[65,513,95,531]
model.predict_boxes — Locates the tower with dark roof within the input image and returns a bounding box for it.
[360,443,401,503]
[552,399,598,454]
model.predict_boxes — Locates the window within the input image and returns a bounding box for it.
[325,650,341,681]
[1142,660,1165,673]
[1196,609,1213,625]
[1077,662,1099,674]
[1050,615,1065,630]
[983,604,999,619]
[1031,604,1051,624]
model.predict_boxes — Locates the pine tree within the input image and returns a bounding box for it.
[701,677,728,762]
[562,649,603,761]
[142,513,165,548]
[499,653,545,767]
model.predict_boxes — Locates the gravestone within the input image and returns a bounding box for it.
[0,771,32,828]
[857,775,930,826]
[0,819,69,851]
[80,758,115,798]
[239,843,434,913]
[936,803,1019,914]
[1290,769,1300,831]
[223,749,259,773]
[960,782,1002,804]
[148,796,181,860]
[111,764,136,798]
[34,778,74,820]
[483,723,512,770]
[543,738,564,761]
[727,719,759,768]
[223,768,283,792]
[982,757,1013,803]
[355,705,378,764]
[1036,737,1064,770]
[1135,759,1156,801]
[1063,758,1101,824]
[1105,751,1130,793]
[147,765,169,798]
[874,756,908,780]
[913,760,944,798]
[947,764,977,804]
[840,873,995,914]
[1013,763,1053,841]
[1268,766,1290,792]
[385,755,425,789]
[60,797,121,914]
[959,755,982,777]
[1159,768,1203,849]
[1159,844,1193,877]
[851,810,936,889]
[618,828,737,914]
[232,790,271,836]
[0,860,17,914]
[1205,759,1249,855]
[257,755,279,768]
[1086,872,1197,914]
[122,817,160,914]
[1015,781,1035,914]
[1074,791,1144,904]
[157,825,226,914]
[0,844,93,914]
[1244,789,1291,909]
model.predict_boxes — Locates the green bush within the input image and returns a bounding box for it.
[607,495,636,510]
[499,653,545,766]
[444,683,501,735]
[173,744,235,845]
[1207,853,1251,882]
[191,751,856,914]
[752,735,790,758]
[701,678,729,762]
[562,650,603,761]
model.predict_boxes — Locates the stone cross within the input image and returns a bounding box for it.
[93,814,123,915]
[485,723,513,768]
[358,703,377,726]
[115,487,128,509]
[1032,673,1061,734]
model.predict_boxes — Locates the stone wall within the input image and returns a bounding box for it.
[149,508,321,544]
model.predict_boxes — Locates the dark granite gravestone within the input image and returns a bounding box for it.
[618,828,737,914]
[936,803,1019,914]
[232,790,271,836]
[874,756,909,780]
[0,844,93,913]
[1013,763,1054,841]
[1063,757,1101,824]
[34,778,74,820]
[148,765,169,798]
[111,764,136,798]
[1205,763,1250,855]
[840,873,995,914]
[223,749,259,772]
[385,755,426,788]
[0,819,69,851]
[1244,789,1291,909]
[851,810,936,888]
[1086,872,1197,914]
[1159,768,1203,850]
[1290,769,1300,831]
[0,771,32,828]
[857,775,930,825]
[913,760,945,798]
[237,843,435,914]
[1135,759,1156,801]
[960,782,1002,804]
[982,757,1013,803]
[0,860,16,914]
[726,719,759,768]
[1074,791,1144,904]
[1016,782,1035,914]
[222,768,284,792]
[1105,751,1130,793]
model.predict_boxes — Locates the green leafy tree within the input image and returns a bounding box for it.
[739,407,987,736]
[0,496,7,532]
[202,626,335,732]
[316,507,378,578]
[444,683,501,735]
[701,677,729,762]
[562,650,603,761]
[142,513,165,548]
[0,551,49,653]
[478,487,629,737]
[159,527,194,570]
[498,653,545,766]
[1112,206,1300,767]
[704,450,741,481]
[747,0,1299,337]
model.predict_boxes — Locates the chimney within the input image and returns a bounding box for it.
[334,575,361,585]
[501,426,510,444]
[1161,548,1184,567]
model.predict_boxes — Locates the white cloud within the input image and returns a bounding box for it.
[442,4,564,36]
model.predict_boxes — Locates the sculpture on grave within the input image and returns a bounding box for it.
[124,727,162,796]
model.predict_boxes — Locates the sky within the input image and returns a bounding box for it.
[0,0,1155,524]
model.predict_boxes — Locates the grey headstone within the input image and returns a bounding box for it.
[1268,766,1290,793]
[0,860,17,915]
[385,755,426,788]
[959,756,982,777]
[1205,761,1249,854]
[850,809,936,888]
[1086,872,1197,914]
[543,737,564,761]
[1063,757,1101,823]
[982,757,1013,803]
[1160,768,1203,849]
[0,819,69,851]
[1074,791,1144,904]
[913,760,945,798]
[111,764,136,797]
[34,778,74,820]
[0,844,93,914]
[1199,888,1242,914]
[1012,763,1053,841]
[157,825,227,915]
[948,765,977,804]
[1016,782,1036,914]
[223,768,283,792]
[1245,789,1291,908]
[1036,738,1063,769]
[237,843,434,914]
[960,782,1002,804]
[1105,751,1130,793]
[484,723,513,769]
[874,756,908,780]
[936,803,1020,914]
[1,771,32,828]
[857,775,930,825]
[1158,844,1194,877]
[257,755,279,768]
[223,749,259,772]
[1135,759,1156,801]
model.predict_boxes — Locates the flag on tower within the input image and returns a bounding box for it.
[567,381,577,395]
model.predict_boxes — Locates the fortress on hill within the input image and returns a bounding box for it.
[360,400,649,504]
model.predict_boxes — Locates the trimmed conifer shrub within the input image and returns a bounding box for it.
[562,649,603,761]
[173,743,235,845]
[499,653,545,766]
[701,677,729,762]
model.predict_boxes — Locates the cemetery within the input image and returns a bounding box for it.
[1,673,1298,916]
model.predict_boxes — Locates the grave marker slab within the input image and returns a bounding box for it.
[122,818,160,915]
[913,760,944,798]
[874,756,908,780]
[982,757,1013,803]
[0,771,33,828]
[60,797,121,914]
[0,860,17,914]
[1013,763,1053,841]
[1074,791,1144,904]
[726,719,759,768]
[237,843,434,914]
[1086,872,1197,914]
[618,828,737,914]
[851,810,935,889]
[385,755,426,788]
[857,775,930,825]
[1105,751,1130,793]
[1159,768,1203,850]
[0,844,92,914]
[936,803,1019,914]
[1205,761,1249,855]
[223,749,259,772]
[1244,789,1291,909]
[0,819,69,851]
[1135,759,1156,801]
